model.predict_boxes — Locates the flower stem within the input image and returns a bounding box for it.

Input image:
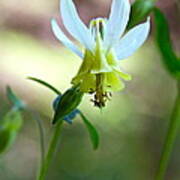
[155,81,180,180]
[33,111,45,166]
[37,121,63,180]
[27,108,45,166]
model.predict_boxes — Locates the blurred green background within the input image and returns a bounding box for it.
[0,0,179,179]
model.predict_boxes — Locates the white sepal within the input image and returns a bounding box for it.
[104,0,130,51]
[51,19,83,58]
[115,18,150,60]
[61,0,95,51]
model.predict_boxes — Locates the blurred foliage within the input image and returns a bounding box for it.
[153,7,180,180]
[6,86,26,111]
[0,87,24,155]
[0,110,22,154]
[153,8,180,79]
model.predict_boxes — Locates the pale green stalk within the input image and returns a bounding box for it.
[33,112,45,165]
[155,81,180,180]
[26,108,45,166]
[37,121,63,180]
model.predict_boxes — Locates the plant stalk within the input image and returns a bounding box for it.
[155,81,180,180]
[37,121,63,180]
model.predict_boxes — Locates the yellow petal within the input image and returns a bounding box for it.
[80,73,96,92]
[106,49,119,69]
[104,72,125,91]
[116,70,132,81]
[76,50,94,75]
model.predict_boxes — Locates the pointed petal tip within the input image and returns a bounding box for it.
[143,17,151,35]
[147,16,151,21]
[60,0,94,51]
[51,18,56,25]
[144,16,151,30]
[115,17,151,60]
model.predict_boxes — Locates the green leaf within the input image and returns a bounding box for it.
[3,110,23,132]
[6,86,25,110]
[0,128,16,154]
[153,8,180,78]
[27,77,61,95]
[79,111,99,150]
[127,0,155,29]
[0,110,23,154]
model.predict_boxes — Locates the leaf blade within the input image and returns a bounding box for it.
[27,77,61,95]
[79,111,99,150]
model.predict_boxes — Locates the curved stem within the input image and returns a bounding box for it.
[27,108,45,166]
[155,81,180,180]
[34,112,45,165]
[37,121,63,180]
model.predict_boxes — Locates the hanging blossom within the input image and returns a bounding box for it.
[51,0,150,108]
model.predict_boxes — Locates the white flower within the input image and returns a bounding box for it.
[51,0,150,108]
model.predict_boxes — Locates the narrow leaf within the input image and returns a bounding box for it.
[6,86,25,110]
[153,8,180,78]
[79,111,99,150]
[27,77,61,95]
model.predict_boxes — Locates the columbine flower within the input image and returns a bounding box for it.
[51,0,150,108]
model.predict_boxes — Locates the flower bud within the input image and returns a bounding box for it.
[53,96,80,124]
[52,85,83,125]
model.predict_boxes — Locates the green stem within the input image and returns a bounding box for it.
[37,121,63,180]
[155,81,180,180]
[27,108,45,166]
[34,112,45,165]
